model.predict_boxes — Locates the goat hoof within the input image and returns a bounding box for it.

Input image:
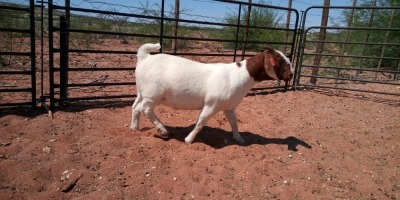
[130,126,139,132]
[155,130,169,139]
[234,137,245,145]
[184,137,194,144]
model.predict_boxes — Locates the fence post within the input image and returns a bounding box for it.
[396,51,400,80]
[29,0,36,109]
[283,0,293,90]
[172,0,179,53]
[284,0,293,54]
[159,0,165,53]
[310,0,330,84]
[293,10,304,88]
[241,0,251,61]
[48,0,55,110]
[59,16,69,101]
[233,4,242,62]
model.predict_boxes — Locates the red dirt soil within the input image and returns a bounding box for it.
[1,88,399,199]
[1,37,400,199]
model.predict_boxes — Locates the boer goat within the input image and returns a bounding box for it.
[130,43,293,144]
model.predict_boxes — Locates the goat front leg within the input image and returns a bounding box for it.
[185,105,218,144]
[224,110,245,145]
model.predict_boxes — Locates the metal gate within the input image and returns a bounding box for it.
[295,6,400,96]
[0,0,36,108]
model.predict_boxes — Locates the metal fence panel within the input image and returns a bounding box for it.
[295,6,400,96]
[0,0,36,108]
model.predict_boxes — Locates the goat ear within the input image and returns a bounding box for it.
[265,46,275,52]
[265,57,279,80]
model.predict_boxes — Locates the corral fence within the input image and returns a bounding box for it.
[0,0,36,108]
[0,0,399,111]
[296,6,400,96]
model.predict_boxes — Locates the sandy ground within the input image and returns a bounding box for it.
[1,87,399,199]
[1,36,400,199]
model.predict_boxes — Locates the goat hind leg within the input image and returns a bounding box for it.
[130,94,142,131]
[142,100,169,138]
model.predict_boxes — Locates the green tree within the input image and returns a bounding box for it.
[219,0,284,51]
[344,0,400,70]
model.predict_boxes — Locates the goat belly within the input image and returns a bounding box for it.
[159,92,204,110]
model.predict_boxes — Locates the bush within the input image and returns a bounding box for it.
[342,0,400,70]
[217,0,284,51]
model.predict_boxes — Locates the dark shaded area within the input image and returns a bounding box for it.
[156,125,312,151]
[0,100,133,118]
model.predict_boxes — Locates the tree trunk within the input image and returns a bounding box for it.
[241,0,252,61]
[283,0,293,54]
[336,0,356,83]
[310,0,330,84]
[172,0,179,53]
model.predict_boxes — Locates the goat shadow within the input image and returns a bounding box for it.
[159,125,312,151]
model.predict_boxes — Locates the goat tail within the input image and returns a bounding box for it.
[137,43,161,62]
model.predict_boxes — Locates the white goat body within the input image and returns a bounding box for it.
[131,43,292,144]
